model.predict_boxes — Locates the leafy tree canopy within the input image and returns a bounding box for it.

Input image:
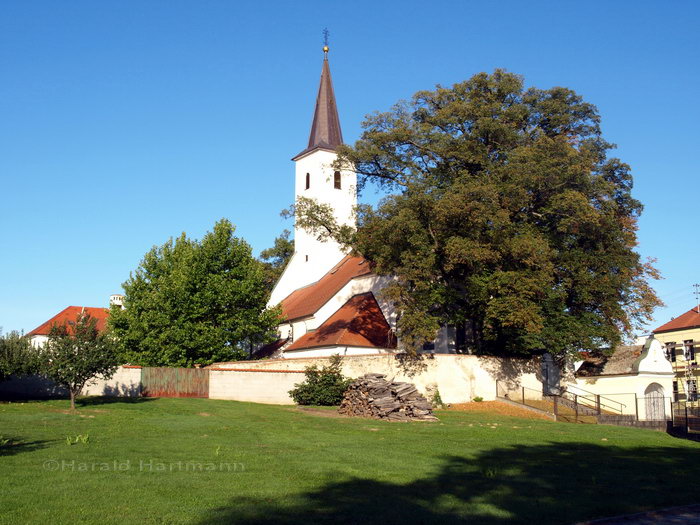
[0,329,37,381]
[296,70,661,357]
[259,229,294,292]
[110,219,281,366]
[39,313,118,409]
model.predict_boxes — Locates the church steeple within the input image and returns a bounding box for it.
[268,42,357,308]
[293,46,343,160]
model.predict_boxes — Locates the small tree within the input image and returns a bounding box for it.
[39,313,118,409]
[289,355,352,406]
[0,329,37,381]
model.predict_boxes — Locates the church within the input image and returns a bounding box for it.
[260,46,459,359]
[260,45,399,359]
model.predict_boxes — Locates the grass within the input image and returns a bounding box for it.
[1,397,699,524]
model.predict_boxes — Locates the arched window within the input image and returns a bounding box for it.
[334,171,341,189]
[305,173,310,190]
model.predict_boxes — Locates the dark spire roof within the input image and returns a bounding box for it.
[293,51,343,160]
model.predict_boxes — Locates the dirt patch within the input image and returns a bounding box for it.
[198,412,212,417]
[448,401,552,421]
[47,408,106,415]
[290,407,349,419]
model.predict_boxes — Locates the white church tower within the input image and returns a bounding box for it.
[268,45,357,306]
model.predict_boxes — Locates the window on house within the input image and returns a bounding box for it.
[305,173,310,190]
[687,379,698,402]
[673,381,679,402]
[305,255,308,262]
[684,340,696,361]
[334,171,341,189]
[666,342,676,362]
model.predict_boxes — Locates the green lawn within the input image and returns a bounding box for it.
[1,398,699,524]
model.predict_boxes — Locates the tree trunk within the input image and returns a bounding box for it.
[70,390,76,410]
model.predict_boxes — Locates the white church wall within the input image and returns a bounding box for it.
[268,148,357,308]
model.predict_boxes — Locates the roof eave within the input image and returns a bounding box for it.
[291,144,339,162]
[653,324,700,334]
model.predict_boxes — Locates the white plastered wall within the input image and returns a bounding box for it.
[213,354,543,404]
[81,366,142,397]
[209,369,306,404]
[567,340,675,418]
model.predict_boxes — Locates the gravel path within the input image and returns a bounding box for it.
[447,401,552,420]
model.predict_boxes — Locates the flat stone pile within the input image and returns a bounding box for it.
[338,373,438,421]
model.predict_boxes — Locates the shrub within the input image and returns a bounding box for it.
[0,330,37,381]
[289,355,352,406]
[473,396,484,402]
[431,388,445,409]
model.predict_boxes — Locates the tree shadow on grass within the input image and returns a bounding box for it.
[0,437,50,457]
[77,395,155,407]
[195,442,700,525]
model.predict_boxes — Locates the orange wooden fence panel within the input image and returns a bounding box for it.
[141,367,209,398]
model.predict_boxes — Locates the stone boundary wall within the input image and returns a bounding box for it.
[1,356,544,406]
[208,368,306,404]
[0,365,142,399]
[82,366,142,397]
[211,354,543,404]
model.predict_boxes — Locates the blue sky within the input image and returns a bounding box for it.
[1,1,698,335]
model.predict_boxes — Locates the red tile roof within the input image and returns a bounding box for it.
[654,307,700,334]
[280,255,372,321]
[27,306,110,337]
[285,292,396,352]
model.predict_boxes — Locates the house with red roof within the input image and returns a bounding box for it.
[26,295,123,347]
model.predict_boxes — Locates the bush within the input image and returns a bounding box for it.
[473,396,484,402]
[289,355,352,406]
[0,330,37,381]
[431,388,445,409]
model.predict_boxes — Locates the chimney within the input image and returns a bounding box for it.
[110,294,125,310]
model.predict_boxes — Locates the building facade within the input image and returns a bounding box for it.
[652,306,700,403]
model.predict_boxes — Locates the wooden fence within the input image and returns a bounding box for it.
[141,367,209,398]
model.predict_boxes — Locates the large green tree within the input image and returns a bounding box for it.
[39,313,119,409]
[296,70,661,357]
[110,219,280,366]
